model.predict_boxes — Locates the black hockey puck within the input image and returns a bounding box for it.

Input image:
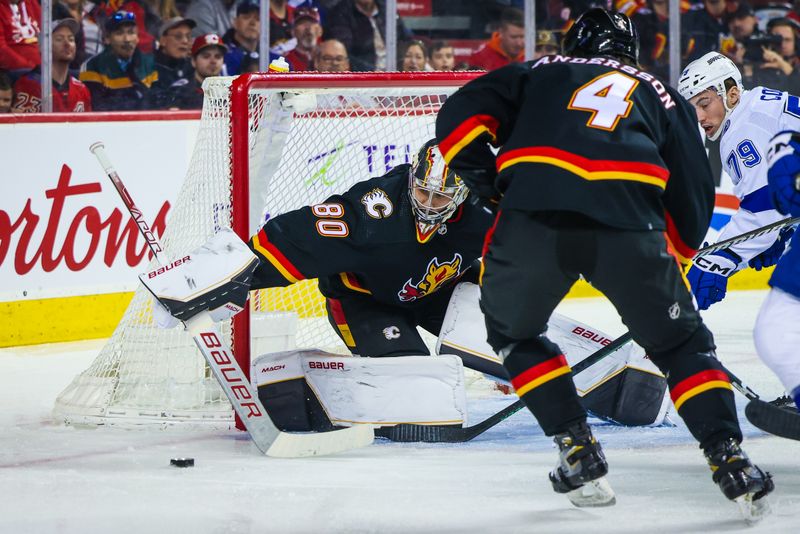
[170,458,195,468]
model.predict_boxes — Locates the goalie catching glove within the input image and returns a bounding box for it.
[140,228,259,328]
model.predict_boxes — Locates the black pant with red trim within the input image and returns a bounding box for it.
[481,210,741,447]
[324,286,455,358]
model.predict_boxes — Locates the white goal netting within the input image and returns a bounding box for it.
[53,73,475,428]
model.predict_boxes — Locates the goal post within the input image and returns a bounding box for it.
[53,72,479,429]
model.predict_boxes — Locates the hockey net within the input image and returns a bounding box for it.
[53,72,479,428]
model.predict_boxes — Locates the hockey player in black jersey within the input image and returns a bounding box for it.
[436,8,773,518]
[249,139,492,358]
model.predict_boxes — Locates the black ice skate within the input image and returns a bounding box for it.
[705,438,774,523]
[549,421,616,507]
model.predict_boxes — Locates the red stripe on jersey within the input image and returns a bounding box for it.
[510,354,570,391]
[481,209,502,259]
[327,297,347,325]
[663,210,697,264]
[496,146,670,184]
[439,114,500,162]
[255,229,306,281]
[670,369,730,402]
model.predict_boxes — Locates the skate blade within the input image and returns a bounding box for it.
[566,477,616,508]
[735,493,771,524]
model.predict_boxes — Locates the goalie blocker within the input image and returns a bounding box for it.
[139,228,259,326]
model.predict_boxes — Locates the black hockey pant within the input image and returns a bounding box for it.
[324,285,455,357]
[481,210,741,448]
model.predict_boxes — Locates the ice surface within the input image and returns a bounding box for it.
[1,291,798,533]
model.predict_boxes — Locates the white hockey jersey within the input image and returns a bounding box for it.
[717,86,797,264]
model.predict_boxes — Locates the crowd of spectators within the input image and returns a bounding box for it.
[3,0,800,113]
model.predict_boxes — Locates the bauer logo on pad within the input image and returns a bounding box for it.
[147,255,191,278]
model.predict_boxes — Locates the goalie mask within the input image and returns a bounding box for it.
[408,140,468,243]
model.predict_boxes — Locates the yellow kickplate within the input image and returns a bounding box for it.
[0,292,134,347]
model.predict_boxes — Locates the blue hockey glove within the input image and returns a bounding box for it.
[766,131,800,216]
[687,248,742,310]
[749,226,795,270]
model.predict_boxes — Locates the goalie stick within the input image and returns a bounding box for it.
[375,332,634,443]
[89,142,373,458]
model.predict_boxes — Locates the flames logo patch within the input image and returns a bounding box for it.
[398,254,463,302]
[361,188,393,219]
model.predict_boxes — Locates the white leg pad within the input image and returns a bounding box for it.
[252,350,467,426]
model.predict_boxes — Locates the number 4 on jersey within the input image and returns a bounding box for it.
[568,72,639,131]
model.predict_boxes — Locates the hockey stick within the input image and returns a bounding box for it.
[723,365,800,441]
[90,142,373,457]
[375,332,635,443]
[745,397,800,441]
[695,215,800,257]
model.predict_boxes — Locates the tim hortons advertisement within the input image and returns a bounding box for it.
[0,113,745,304]
[0,116,197,302]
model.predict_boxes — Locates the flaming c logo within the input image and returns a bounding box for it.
[398,254,462,302]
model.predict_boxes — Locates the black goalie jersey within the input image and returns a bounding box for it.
[248,165,493,306]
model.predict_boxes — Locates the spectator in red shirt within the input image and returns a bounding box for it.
[0,69,12,111]
[468,7,525,71]
[13,18,92,112]
[0,0,41,75]
[285,6,321,71]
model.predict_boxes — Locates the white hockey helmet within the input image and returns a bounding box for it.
[677,52,744,141]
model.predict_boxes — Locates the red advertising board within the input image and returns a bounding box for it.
[398,0,431,16]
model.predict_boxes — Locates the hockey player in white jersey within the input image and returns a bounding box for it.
[678,52,796,309]
[758,131,800,414]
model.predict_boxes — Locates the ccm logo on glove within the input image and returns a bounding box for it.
[694,256,735,275]
[147,255,191,278]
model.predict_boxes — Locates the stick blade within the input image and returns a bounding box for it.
[375,423,466,443]
[745,399,800,441]
[265,425,374,458]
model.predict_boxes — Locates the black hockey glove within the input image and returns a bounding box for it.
[468,192,500,215]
